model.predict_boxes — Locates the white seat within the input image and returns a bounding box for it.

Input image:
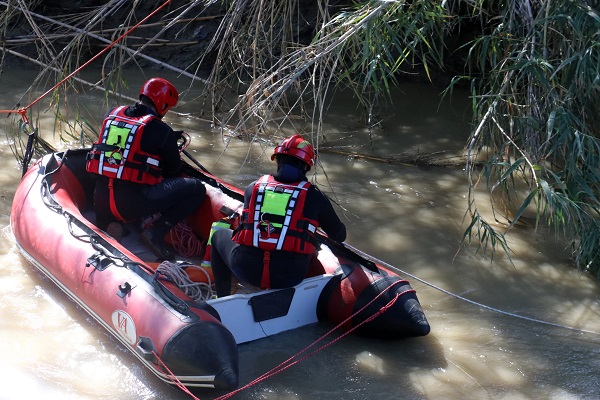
[207,274,334,344]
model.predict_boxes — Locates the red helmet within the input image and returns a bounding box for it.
[139,77,178,117]
[271,134,315,167]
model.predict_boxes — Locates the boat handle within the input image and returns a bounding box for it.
[117,281,132,298]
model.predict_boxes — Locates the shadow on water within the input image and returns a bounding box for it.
[314,145,600,398]
[206,326,449,400]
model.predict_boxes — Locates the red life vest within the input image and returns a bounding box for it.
[86,106,163,185]
[233,175,318,254]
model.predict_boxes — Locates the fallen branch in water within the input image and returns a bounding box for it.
[223,130,474,168]
[87,15,225,35]
[319,147,473,167]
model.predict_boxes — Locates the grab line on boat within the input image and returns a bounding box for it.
[212,280,406,400]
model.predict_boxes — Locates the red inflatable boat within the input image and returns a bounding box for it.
[10,148,430,391]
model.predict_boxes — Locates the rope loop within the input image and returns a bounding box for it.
[156,260,214,302]
[169,222,204,258]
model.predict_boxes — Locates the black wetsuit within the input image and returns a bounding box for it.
[91,104,206,233]
[211,162,346,297]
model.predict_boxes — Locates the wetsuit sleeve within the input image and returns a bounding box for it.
[142,119,182,178]
[160,131,182,178]
[313,189,346,243]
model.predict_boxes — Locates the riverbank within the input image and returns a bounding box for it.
[2,0,456,85]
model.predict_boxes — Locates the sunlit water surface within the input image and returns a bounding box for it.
[1,68,600,400]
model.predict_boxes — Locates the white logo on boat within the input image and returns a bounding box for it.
[112,310,137,345]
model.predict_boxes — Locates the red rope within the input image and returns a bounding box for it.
[214,279,410,400]
[0,0,173,125]
[169,222,204,258]
[153,350,203,400]
[146,279,411,400]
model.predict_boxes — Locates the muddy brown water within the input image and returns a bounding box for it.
[1,68,600,400]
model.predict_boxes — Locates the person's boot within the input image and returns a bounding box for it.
[106,221,124,242]
[142,220,175,260]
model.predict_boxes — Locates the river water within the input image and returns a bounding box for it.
[1,68,600,400]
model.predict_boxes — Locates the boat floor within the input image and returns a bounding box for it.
[82,212,334,344]
[101,215,263,296]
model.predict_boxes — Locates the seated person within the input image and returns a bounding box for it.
[210,134,346,297]
[86,77,205,260]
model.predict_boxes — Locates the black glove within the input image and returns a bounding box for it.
[173,130,185,139]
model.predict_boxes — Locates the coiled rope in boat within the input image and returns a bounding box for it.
[156,261,214,302]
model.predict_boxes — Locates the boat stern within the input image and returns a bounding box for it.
[160,320,239,390]
[318,273,431,339]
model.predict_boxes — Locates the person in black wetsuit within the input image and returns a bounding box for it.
[86,77,206,260]
[210,134,346,297]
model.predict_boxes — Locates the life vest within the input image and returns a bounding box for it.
[201,219,232,268]
[233,175,318,255]
[86,106,163,185]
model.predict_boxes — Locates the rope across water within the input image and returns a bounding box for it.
[0,0,174,126]
[343,242,600,336]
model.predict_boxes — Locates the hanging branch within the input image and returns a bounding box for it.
[0,0,210,84]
